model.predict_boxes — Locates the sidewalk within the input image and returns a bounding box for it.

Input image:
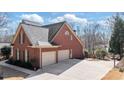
[0,60,35,75]
[26,73,75,80]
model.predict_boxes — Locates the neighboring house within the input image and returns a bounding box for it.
[11,20,84,68]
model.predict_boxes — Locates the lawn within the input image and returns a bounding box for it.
[102,68,124,80]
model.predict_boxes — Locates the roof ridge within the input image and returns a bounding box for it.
[21,20,66,28]
[21,19,46,28]
[42,21,66,27]
[21,22,42,28]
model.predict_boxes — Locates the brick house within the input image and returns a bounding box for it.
[11,20,84,68]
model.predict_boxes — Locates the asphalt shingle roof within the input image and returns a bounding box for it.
[21,23,49,45]
[42,21,65,41]
[21,20,66,45]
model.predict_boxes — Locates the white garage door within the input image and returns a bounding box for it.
[58,50,70,61]
[42,51,56,66]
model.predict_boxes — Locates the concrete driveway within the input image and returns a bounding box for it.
[27,59,117,80]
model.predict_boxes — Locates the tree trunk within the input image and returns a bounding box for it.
[113,54,116,68]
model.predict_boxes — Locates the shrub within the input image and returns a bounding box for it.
[101,49,107,59]
[6,59,38,70]
[95,48,101,59]
[23,61,33,69]
[84,50,89,58]
[1,46,11,59]
[7,57,15,64]
[95,48,108,60]
[119,68,124,72]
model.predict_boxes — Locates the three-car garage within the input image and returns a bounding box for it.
[41,49,71,67]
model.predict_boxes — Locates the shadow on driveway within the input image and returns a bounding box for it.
[0,66,29,80]
[29,59,82,77]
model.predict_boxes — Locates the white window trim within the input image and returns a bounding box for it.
[17,48,19,60]
[20,31,23,44]
[71,35,73,40]
[25,49,28,62]
[70,49,72,58]
[65,31,69,36]
[11,46,13,56]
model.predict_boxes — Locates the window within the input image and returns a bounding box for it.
[65,31,69,36]
[25,49,28,62]
[25,49,29,62]
[20,31,23,44]
[11,46,13,56]
[71,35,73,40]
[70,49,72,58]
[19,31,23,44]
[16,48,19,60]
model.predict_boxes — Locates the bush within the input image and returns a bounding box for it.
[95,48,108,60]
[84,50,89,58]
[119,68,124,72]
[1,46,11,59]
[95,48,101,59]
[7,58,15,64]
[101,50,107,59]
[6,59,39,70]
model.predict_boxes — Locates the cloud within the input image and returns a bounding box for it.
[50,14,88,24]
[0,14,44,36]
[21,14,44,24]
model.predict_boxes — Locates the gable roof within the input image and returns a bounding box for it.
[50,22,84,48]
[21,23,49,45]
[11,22,49,46]
[12,20,83,48]
[42,21,65,41]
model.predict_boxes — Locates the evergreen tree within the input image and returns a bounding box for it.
[109,14,124,59]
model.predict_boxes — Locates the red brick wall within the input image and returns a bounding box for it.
[12,23,84,68]
[13,28,31,61]
[52,24,84,59]
[12,26,60,68]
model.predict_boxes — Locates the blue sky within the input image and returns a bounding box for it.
[0,12,117,36]
[9,12,115,23]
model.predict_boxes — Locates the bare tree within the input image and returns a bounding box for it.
[80,22,109,56]
[0,13,11,42]
[0,13,9,28]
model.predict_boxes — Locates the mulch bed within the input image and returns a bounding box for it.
[102,68,124,80]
